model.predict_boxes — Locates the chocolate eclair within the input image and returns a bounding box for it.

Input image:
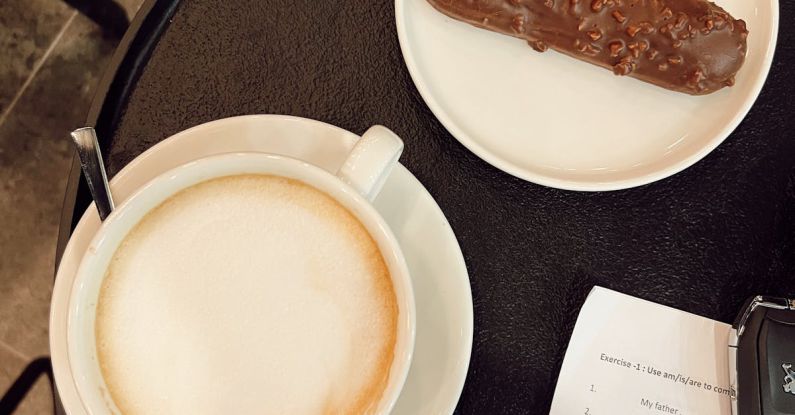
[427,0,748,95]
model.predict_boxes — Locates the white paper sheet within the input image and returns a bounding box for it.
[550,287,734,415]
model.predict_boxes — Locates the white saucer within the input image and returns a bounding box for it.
[50,115,474,414]
[396,0,778,191]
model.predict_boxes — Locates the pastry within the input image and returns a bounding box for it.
[426,0,748,95]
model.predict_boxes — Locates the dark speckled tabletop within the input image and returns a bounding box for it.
[62,0,795,413]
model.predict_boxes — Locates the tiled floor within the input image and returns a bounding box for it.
[0,0,142,412]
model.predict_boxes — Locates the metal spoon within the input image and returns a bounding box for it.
[70,127,114,221]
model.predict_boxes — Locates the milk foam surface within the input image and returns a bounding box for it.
[96,175,397,415]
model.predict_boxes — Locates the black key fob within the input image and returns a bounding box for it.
[729,296,795,415]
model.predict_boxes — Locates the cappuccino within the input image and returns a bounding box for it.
[95,174,398,414]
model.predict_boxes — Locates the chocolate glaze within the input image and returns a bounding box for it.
[426,0,748,95]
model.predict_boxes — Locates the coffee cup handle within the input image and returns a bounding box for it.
[337,125,404,202]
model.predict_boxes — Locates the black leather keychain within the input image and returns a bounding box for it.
[729,296,795,415]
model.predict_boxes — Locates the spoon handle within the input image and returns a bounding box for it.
[70,127,115,221]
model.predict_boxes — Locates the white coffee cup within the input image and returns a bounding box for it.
[66,125,415,414]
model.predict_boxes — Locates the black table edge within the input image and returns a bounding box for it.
[54,0,180,272]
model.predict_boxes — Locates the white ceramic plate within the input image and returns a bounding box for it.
[50,115,473,414]
[396,0,778,191]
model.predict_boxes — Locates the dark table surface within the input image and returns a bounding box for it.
[59,0,795,413]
